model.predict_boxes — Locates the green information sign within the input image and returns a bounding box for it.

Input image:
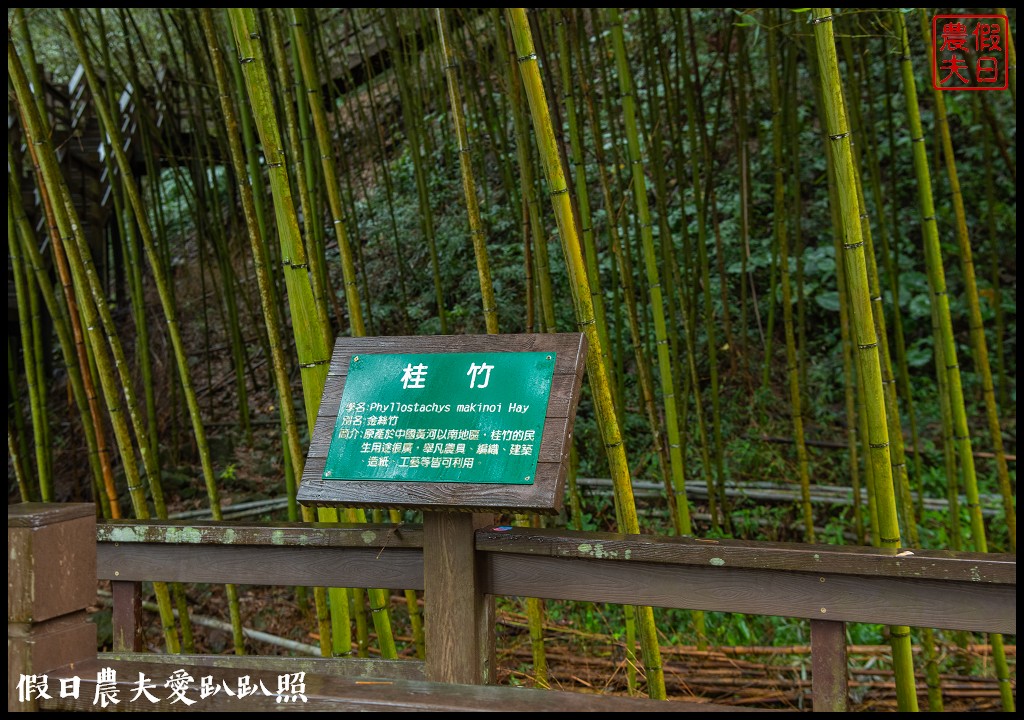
[323,352,556,485]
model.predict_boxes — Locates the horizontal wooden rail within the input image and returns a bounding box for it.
[96,521,1015,635]
[11,506,1016,712]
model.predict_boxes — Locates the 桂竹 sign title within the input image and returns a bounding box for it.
[298,333,586,514]
[323,352,555,485]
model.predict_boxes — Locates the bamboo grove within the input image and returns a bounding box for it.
[7,7,1016,710]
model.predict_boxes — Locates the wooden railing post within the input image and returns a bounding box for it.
[423,511,494,685]
[810,619,848,711]
[110,580,144,652]
[8,503,97,712]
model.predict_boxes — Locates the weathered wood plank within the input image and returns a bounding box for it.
[111,581,144,652]
[8,504,96,623]
[98,521,424,549]
[483,553,1016,634]
[41,658,751,712]
[9,503,97,713]
[810,620,847,712]
[8,502,95,527]
[475,526,1016,584]
[99,653,426,681]
[424,512,494,685]
[97,520,1015,634]
[97,544,424,590]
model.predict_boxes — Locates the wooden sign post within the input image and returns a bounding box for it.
[299,333,586,684]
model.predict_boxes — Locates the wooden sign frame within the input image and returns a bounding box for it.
[298,333,587,514]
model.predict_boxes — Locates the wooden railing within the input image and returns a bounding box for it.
[8,504,1016,712]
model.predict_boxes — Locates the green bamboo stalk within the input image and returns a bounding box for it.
[322,15,377,337]
[833,25,915,548]
[456,14,496,217]
[8,74,119,517]
[291,7,362,338]
[288,26,326,287]
[293,13,345,331]
[27,174,51,494]
[437,8,499,334]
[858,42,924,517]
[596,153,672,533]
[755,19,777,398]
[9,420,32,503]
[895,12,1013,710]
[112,30,175,468]
[10,177,116,516]
[495,11,554,681]
[685,11,736,377]
[358,17,433,643]
[811,66,867,545]
[522,195,537,332]
[638,11,685,425]
[10,17,54,504]
[578,10,627,419]
[226,31,271,256]
[349,14,413,333]
[981,128,1009,412]
[268,11,321,319]
[471,10,522,218]
[120,20,219,612]
[827,162,865,545]
[231,8,397,661]
[506,8,666,700]
[932,294,970,680]
[9,185,52,503]
[10,36,181,653]
[12,9,49,128]
[117,174,161,470]
[201,7,333,655]
[783,48,809,404]
[180,30,254,446]
[607,8,689,547]
[8,338,33,502]
[345,584,365,658]
[769,20,814,543]
[644,14,716,554]
[104,14,187,478]
[227,7,341,658]
[678,9,729,531]
[812,9,917,710]
[228,6,333,418]
[385,10,448,335]
[502,17,556,333]
[932,304,960,554]
[732,25,758,363]
[920,10,1015,554]
[65,8,245,655]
